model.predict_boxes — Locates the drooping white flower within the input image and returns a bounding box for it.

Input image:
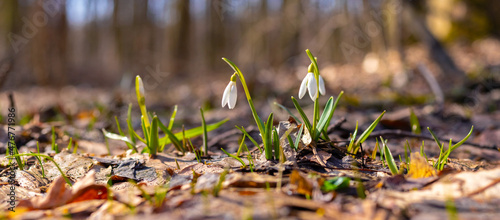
[298,72,325,101]
[222,81,237,109]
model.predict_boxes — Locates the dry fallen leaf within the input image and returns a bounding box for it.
[287,170,313,196]
[17,170,108,210]
[406,152,437,179]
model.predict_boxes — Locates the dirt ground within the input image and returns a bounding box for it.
[1,42,500,219]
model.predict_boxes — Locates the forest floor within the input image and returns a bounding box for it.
[1,43,500,219]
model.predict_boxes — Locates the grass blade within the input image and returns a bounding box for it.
[314,96,334,140]
[51,126,59,153]
[291,96,312,132]
[320,91,344,140]
[410,108,421,134]
[66,137,73,151]
[159,119,228,146]
[355,111,386,146]
[141,116,150,147]
[371,138,379,160]
[200,108,208,156]
[273,128,280,161]
[347,121,359,153]
[236,126,261,153]
[8,153,72,186]
[274,102,301,124]
[221,148,246,167]
[157,116,185,153]
[126,104,136,144]
[293,124,304,150]
[102,129,135,146]
[115,116,138,152]
[450,126,473,151]
[427,127,444,153]
[168,105,178,130]
[236,135,247,157]
[264,113,274,160]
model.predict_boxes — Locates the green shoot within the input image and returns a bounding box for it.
[273,128,280,161]
[410,108,421,134]
[379,138,386,167]
[236,135,247,157]
[420,141,428,160]
[73,141,78,154]
[36,142,45,177]
[291,97,312,132]
[404,139,411,165]
[135,76,150,129]
[148,116,160,156]
[51,126,59,153]
[168,105,178,130]
[157,117,184,154]
[213,168,229,197]
[350,111,386,154]
[7,153,72,186]
[200,108,208,156]
[347,121,359,154]
[291,92,344,143]
[175,159,180,169]
[115,116,138,152]
[126,104,137,145]
[158,119,228,146]
[221,148,246,168]
[293,124,304,150]
[274,102,301,124]
[66,137,73,151]
[427,126,473,170]
[371,138,379,160]
[264,113,274,160]
[10,141,24,170]
[380,137,399,175]
[235,126,261,153]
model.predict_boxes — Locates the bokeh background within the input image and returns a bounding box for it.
[0,0,499,118]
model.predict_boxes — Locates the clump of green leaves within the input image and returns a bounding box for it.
[347,111,386,154]
[103,76,227,157]
[221,59,279,160]
[427,126,474,170]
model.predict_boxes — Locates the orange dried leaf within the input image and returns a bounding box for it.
[406,153,437,179]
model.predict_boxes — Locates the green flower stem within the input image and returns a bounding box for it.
[306,49,321,139]
[222,58,265,136]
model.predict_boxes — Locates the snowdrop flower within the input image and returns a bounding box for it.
[299,64,325,101]
[222,73,238,109]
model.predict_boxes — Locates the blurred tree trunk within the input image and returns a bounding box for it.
[171,0,190,72]
[52,1,68,86]
[278,0,300,66]
[205,0,225,69]
[31,2,50,85]
[403,0,465,94]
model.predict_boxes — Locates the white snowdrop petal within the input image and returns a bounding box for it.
[298,74,309,99]
[307,74,317,101]
[228,83,237,109]
[318,75,326,95]
[221,82,232,107]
